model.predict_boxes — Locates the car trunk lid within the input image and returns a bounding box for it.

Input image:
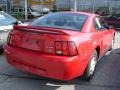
[8,25,78,56]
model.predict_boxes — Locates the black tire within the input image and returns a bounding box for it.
[83,50,98,80]
[0,45,3,55]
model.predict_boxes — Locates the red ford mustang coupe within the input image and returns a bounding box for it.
[4,12,115,80]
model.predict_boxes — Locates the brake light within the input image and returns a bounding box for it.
[8,33,21,47]
[68,41,78,56]
[55,42,62,55]
[7,33,11,45]
[55,41,78,56]
[62,42,69,55]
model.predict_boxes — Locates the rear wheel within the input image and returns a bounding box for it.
[83,50,98,80]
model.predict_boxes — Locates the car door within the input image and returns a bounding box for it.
[94,17,110,55]
[99,17,115,49]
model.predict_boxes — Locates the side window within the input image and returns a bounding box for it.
[94,17,102,30]
[99,17,107,29]
[94,17,107,30]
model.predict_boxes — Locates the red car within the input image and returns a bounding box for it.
[4,12,115,81]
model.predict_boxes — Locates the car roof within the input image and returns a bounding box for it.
[0,11,7,14]
[59,11,98,17]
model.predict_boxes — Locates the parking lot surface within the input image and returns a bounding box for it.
[0,31,119,90]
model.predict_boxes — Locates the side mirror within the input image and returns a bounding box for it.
[103,23,114,29]
[103,24,110,29]
[109,25,114,29]
[106,25,114,29]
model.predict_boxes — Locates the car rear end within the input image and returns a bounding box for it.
[4,12,90,80]
[4,25,89,80]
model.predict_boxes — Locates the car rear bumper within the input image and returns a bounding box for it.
[4,45,89,80]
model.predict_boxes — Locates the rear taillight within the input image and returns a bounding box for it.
[8,33,21,47]
[55,41,78,56]
[7,33,11,44]
[68,41,78,56]
[7,30,78,56]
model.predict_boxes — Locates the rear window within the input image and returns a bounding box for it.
[31,12,88,31]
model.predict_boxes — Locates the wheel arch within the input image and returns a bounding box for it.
[95,46,100,60]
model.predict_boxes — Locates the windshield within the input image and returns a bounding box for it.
[0,12,17,26]
[31,12,88,31]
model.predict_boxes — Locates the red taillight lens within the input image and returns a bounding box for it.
[7,33,11,44]
[55,41,78,56]
[62,42,69,55]
[55,41,62,55]
[8,33,21,47]
[68,41,78,56]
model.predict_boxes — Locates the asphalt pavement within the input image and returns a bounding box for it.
[0,31,119,90]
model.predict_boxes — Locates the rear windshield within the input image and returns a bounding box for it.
[31,12,88,31]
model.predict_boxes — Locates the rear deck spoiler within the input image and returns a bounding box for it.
[13,25,69,35]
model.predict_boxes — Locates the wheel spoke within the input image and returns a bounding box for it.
[89,56,97,75]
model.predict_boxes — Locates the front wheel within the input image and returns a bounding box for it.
[83,50,98,80]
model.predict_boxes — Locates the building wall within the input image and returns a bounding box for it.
[28,0,54,5]
[57,0,120,10]
[11,0,55,7]
[5,0,120,14]
[9,0,120,10]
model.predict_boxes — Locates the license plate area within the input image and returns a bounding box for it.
[20,32,45,52]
